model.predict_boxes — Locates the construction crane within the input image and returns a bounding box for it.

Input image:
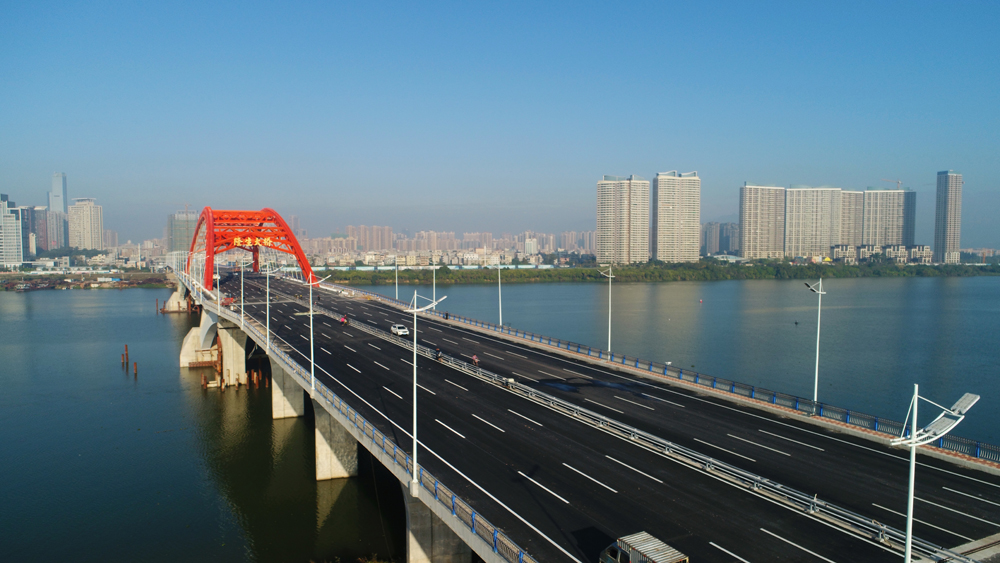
[880,179,903,190]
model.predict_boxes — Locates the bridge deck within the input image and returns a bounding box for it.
[219,273,1000,563]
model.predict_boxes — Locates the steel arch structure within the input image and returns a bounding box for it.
[186,207,315,290]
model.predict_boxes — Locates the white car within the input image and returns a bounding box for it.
[390,324,409,336]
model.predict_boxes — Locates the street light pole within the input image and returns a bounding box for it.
[497,264,503,326]
[600,265,614,352]
[395,258,398,300]
[805,279,826,414]
[307,273,333,395]
[891,388,979,562]
[404,291,447,498]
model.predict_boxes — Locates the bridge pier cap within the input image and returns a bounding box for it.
[186,207,316,290]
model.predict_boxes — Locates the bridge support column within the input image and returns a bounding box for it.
[162,287,187,312]
[218,319,248,386]
[271,357,305,419]
[313,400,358,480]
[180,309,218,367]
[401,483,472,563]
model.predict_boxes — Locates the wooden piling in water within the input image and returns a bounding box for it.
[121,353,125,367]
[133,362,137,375]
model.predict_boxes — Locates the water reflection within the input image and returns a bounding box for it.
[182,368,405,562]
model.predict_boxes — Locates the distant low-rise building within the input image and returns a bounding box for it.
[831,245,856,264]
[910,245,933,264]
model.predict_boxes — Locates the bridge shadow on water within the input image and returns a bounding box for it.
[183,364,407,563]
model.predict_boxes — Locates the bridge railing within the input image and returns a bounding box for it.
[174,269,540,563]
[317,280,1000,465]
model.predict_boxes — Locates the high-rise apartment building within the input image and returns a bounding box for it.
[719,223,740,254]
[47,210,68,250]
[68,198,104,250]
[839,191,864,246]
[103,229,119,249]
[861,188,915,247]
[49,173,68,214]
[933,170,963,264]
[167,211,199,252]
[29,206,49,253]
[596,175,649,264]
[346,225,394,251]
[0,196,23,267]
[784,187,841,258]
[701,222,720,255]
[739,184,786,259]
[651,171,700,263]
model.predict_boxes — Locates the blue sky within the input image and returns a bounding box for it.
[2,1,998,246]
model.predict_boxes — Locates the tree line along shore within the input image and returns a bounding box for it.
[321,261,1000,286]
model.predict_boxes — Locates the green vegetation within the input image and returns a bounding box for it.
[315,260,1000,286]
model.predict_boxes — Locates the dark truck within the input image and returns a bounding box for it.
[599,532,688,563]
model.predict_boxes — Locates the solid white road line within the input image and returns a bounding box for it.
[537,370,566,380]
[321,347,331,355]
[693,438,756,462]
[344,345,357,352]
[511,371,538,381]
[472,414,505,432]
[435,419,466,439]
[916,496,1000,526]
[445,379,469,392]
[604,456,663,483]
[508,409,543,426]
[374,361,391,371]
[368,343,381,350]
[759,528,838,563]
[614,395,655,410]
[584,398,624,414]
[562,368,592,379]
[417,383,436,395]
[641,393,686,408]
[710,542,753,563]
[758,429,826,451]
[562,463,617,493]
[443,338,459,345]
[728,434,791,457]
[382,386,403,400]
[943,486,1000,507]
[484,352,504,360]
[346,364,361,373]
[871,503,973,542]
[462,337,480,344]
[517,471,569,504]
[506,350,528,359]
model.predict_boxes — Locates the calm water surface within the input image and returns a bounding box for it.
[358,276,1000,444]
[0,288,404,562]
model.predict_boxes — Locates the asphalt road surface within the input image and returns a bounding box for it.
[220,273,1000,563]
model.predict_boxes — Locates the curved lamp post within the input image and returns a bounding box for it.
[891,387,979,562]
[805,279,826,413]
[403,291,447,497]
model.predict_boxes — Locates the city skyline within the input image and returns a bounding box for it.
[1,4,997,246]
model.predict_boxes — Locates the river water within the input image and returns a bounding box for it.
[1,277,997,561]
[359,276,1000,445]
[0,288,405,562]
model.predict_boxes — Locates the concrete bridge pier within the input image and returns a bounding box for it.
[218,319,248,386]
[401,483,472,563]
[271,357,305,419]
[313,400,359,480]
[162,285,188,312]
[180,309,218,367]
